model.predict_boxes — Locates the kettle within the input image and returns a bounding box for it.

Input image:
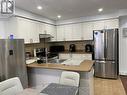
[85,44,93,52]
[69,44,76,52]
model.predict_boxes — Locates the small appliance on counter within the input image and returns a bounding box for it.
[69,44,76,52]
[85,44,93,52]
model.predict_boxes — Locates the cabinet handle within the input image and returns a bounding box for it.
[30,39,33,43]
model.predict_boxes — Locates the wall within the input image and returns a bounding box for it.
[119,16,127,75]
[49,40,93,51]
[25,40,94,57]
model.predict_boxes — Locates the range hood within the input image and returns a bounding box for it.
[39,34,54,39]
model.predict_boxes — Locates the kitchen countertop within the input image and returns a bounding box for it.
[27,60,94,72]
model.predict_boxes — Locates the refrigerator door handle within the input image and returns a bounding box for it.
[104,30,107,58]
[95,61,105,63]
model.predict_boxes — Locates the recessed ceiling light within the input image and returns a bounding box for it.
[57,15,61,19]
[37,6,43,10]
[98,8,103,12]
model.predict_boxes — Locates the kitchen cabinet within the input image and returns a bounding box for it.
[104,19,119,29]
[93,20,105,30]
[56,19,119,41]
[59,53,92,60]
[64,24,73,41]
[72,23,83,40]
[93,19,119,30]
[56,25,65,41]
[38,23,45,34]
[83,22,94,40]
[44,24,57,41]
[17,18,40,44]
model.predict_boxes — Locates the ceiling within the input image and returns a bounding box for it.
[15,0,127,21]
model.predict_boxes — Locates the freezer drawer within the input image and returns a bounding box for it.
[94,61,118,79]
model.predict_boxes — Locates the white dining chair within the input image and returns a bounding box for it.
[59,71,80,87]
[0,77,23,95]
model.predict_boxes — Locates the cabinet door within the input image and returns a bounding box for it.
[64,24,73,41]
[56,26,65,41]
[93,20,104,30]
[17,18,30,44]
[38,23,45,34]
[72,23,82,40]
[45,24,56,41]
[29,20,40,43]
[17,18,40,44]
[83,22,94,40]
[104,19,119,29]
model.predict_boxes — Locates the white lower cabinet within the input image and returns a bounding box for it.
[59,53,92,60]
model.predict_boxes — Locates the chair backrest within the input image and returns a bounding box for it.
[0,77,23,95]
[59,71,80,87]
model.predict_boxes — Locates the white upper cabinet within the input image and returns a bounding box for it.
[38,23,45,34]
[104,19,119,29]
[93,20,105,30]
[93,19,119,30]
[83,22,94,40]
[56,25,65,41]
[44,24,57,41]
[72,23,83,40]
[64,24,73,41]
[17,18,30,43]
[28,20,40,43]
[17,18,40,44]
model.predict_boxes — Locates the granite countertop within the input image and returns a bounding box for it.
[27,60,94,72]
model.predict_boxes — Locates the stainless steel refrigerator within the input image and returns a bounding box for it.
[0,39,28,88]
[94,29,119,79]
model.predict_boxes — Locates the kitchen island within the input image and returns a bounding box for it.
[27,60,94,95]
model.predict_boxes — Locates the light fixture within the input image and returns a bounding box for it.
[37,6,42,10]
[57,15,61,19]
[98,8,103,12]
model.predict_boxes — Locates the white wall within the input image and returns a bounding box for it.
[119,16,127,75]
[0,20,7,38]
